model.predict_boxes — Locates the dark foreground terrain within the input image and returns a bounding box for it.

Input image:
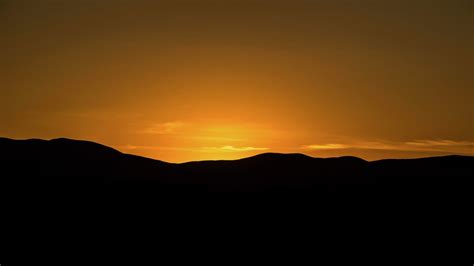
[0,137,472,194]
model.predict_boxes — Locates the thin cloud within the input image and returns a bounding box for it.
[303,144,348,150]
[201,146,269,153]
[190,136,246,142]
[121,145,190,151]
[405,139,474,147]
[303,139,474,154]
[139,121,186,134]
[121,145,269,153]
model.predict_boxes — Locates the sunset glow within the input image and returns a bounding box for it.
[1,0,472,162]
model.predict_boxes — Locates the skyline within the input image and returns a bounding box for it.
[1,0,473,162]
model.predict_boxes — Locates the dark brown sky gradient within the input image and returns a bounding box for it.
[1,0,472,162]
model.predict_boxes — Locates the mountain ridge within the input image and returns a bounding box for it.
[3,137,469,163]
[1,137,472,192]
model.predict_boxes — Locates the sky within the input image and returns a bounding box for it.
[1,0,473,162]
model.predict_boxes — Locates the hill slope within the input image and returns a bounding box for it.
[1,137,472,192]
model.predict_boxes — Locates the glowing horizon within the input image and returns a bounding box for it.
[1,0,472,162]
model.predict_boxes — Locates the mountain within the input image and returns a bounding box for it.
[1,137,472,193]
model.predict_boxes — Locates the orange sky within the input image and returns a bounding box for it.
[1,0,473,162]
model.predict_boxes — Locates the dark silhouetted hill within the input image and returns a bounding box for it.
[1,137,472,193]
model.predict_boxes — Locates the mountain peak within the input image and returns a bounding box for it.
[242,152,314,161]
[0,137,122,160]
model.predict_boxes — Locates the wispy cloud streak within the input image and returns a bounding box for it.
[303,139,474,154]
[201,146,269,153]
[138,121,186,134]
[121,145,269,153]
